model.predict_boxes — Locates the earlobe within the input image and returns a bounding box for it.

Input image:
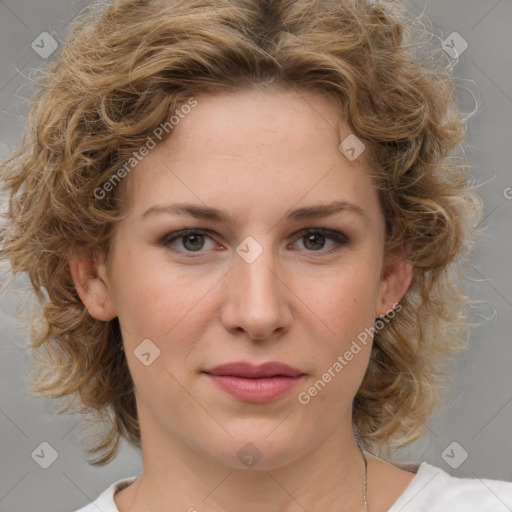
[68,250,117,321]
[376,253,413,317]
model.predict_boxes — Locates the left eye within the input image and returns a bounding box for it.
[292,229,348,253]
[161,228,349,256]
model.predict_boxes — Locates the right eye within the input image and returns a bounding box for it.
[160,229,220,256]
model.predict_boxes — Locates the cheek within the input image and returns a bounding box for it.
[108,244,212,348]
[299,271,379,408]
[306,263,381,341]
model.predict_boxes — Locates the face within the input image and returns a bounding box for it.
[72,87,412,471]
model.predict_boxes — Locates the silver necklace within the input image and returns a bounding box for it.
[130,452,370,509]
[362,450,368,508]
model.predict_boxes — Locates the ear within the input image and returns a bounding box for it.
[375,248,413,317]
[68,249,117,321]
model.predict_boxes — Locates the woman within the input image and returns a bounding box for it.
[1,0,511,511]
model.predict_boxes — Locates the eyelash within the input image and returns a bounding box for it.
[160,228,350,258]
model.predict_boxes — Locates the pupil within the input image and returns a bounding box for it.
[305,233,324,250]
[184,234,204,251]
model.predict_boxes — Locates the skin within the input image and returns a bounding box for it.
[70,87,416,512]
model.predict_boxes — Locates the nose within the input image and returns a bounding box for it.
[220,239,293,342]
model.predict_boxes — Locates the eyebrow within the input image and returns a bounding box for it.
[141,200,365,223]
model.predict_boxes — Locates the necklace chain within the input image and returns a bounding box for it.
[362,450,368,509]
[132,451,370,510]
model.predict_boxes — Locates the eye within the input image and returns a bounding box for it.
[290,228,350,255]
[160,228,350,257]
[161,229,218,255]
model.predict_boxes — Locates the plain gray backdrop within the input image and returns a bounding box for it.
[0,1,511,511]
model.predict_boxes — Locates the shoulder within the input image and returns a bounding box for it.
[389,462,512,512]
[72,476,138,512]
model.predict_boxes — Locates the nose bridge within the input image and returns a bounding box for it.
[223,234,290,339]
[234,236,282,307]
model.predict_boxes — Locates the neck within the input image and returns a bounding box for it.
[121,410,368,512]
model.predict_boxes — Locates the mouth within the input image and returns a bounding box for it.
[202,361,305,403]
[203,361,304,378]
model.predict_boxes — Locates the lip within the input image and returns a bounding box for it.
[203,361,303,378]
[202,362,305,403]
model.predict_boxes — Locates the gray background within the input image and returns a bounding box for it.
[0,1,511,511]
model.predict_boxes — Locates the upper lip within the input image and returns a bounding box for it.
[203,362,304,378]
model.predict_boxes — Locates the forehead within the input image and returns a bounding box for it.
[166,87,345,161]
[122,88,381,227]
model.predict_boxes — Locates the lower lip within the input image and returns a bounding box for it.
[204,374,303,403]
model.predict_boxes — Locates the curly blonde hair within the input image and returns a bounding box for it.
[1,0,482,466]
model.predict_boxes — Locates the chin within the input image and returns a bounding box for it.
[201,423,309,471]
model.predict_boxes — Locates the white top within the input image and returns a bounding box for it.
[74,462,512,511]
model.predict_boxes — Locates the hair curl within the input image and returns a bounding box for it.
[1,0,482,466]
